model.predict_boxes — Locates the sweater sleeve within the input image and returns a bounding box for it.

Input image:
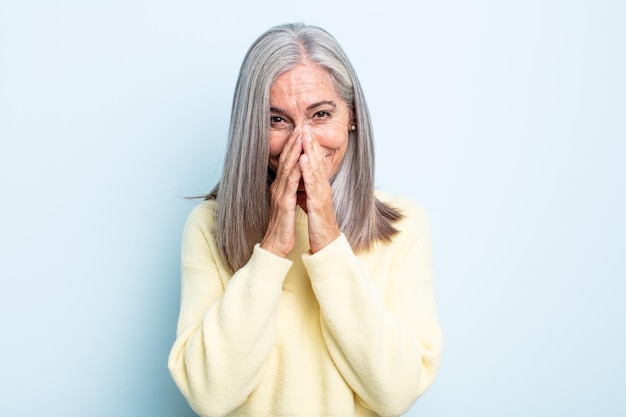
[302,202,443,417]
[168,203,293,417]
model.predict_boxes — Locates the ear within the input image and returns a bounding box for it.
[350,113,357,132]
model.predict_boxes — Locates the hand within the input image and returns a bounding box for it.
[260,131,303,257]
[299,128,341,253]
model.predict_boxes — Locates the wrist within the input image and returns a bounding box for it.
[260,236,291,258]
[309,229,340,254]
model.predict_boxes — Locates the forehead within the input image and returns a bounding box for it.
[270,63,339,101]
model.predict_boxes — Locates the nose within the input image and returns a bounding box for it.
[292,120,312,135]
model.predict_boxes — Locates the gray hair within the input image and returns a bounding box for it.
[210,23,401,272]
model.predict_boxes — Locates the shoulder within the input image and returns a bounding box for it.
[180,199,221,265]
[375,189,431,239]
[185,199,216,228]
[182,199,217,243]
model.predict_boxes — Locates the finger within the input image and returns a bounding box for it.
[299,153,320,187]
[298,153,311,184]
[272,133,302,204]
[301,127,314,159]
[277,134,302,180]
[285,162,302,192]
[304,127,328,164]
[299,153,333,217]
[301,133,328,181]
[278,131,300,165]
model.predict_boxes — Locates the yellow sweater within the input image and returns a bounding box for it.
[168,193,443,417]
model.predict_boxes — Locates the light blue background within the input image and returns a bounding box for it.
[1,1,624,416]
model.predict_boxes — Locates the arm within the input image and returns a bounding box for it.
[303,203,443,417]
[168,203,292,417]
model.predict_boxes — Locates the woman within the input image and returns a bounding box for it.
[168,23,442,417]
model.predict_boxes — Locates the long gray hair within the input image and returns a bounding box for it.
[209,23,401,272]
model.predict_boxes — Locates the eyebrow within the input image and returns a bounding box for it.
[269,101,337,115]
[307,100,337,111]
[269,107,288,116]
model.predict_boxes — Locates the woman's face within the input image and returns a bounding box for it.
[268,63,352,179]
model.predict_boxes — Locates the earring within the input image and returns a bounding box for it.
[350,125,356,131]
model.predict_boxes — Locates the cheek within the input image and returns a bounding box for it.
[312,125,349,151]
[313,126,349,176]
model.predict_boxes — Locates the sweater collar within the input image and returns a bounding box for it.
[295,205,308,224]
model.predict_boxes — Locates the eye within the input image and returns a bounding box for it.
[270,115,291,131]
[314,111,331,119]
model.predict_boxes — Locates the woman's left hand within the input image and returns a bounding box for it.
[299,128,341,253]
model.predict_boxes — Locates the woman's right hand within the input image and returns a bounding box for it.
[260,131,303,257]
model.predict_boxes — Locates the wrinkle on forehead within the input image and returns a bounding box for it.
[269,63,345,115]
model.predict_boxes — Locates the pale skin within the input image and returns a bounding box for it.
[260,62,353,257]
